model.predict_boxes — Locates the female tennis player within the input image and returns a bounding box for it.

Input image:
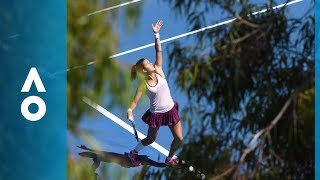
[127,20,183,167]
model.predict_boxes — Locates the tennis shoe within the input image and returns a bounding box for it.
[165,157,180,167]
[128,150,141,166]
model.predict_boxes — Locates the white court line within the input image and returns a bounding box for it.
[82,97,170,156]
[109,0,303,58]
[251,0,303,15]
[88,0,143,16]
[69,0,303,72]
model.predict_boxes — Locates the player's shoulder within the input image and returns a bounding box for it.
[154,66,165,79]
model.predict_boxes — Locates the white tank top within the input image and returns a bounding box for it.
[145,73,175,113]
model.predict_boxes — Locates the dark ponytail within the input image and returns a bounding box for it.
[131,65,137,80]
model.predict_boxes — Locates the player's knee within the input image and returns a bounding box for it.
[145,135,157,144]
[149,135,157,143]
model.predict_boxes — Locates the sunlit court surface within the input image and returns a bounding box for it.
[67,0,315,179]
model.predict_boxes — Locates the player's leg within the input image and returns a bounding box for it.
[166,121,183,165]
[128,126,159,166]
[141,126,159,146]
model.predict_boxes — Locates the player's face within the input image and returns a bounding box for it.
[142,59,155,72]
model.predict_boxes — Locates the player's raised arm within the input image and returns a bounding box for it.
[152,20,163,70]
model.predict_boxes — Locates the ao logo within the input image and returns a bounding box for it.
[21,67,46,121]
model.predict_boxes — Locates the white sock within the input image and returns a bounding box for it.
[133,142,145,153]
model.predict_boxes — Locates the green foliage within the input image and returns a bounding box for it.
[144,0,315,179]
[67,0,142,178]
[67,157,97,180]
[67,0,142,132]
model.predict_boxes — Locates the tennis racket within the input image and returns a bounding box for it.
[128,117,139,142]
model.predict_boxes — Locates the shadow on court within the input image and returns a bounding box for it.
[77,145,167,170]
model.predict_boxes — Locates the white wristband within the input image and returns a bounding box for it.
[154,33,160,39]
[127,108,133,113]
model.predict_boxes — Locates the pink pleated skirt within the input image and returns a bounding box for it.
[142,101,180,128]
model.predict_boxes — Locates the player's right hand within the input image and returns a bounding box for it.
[127,111,134,121]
